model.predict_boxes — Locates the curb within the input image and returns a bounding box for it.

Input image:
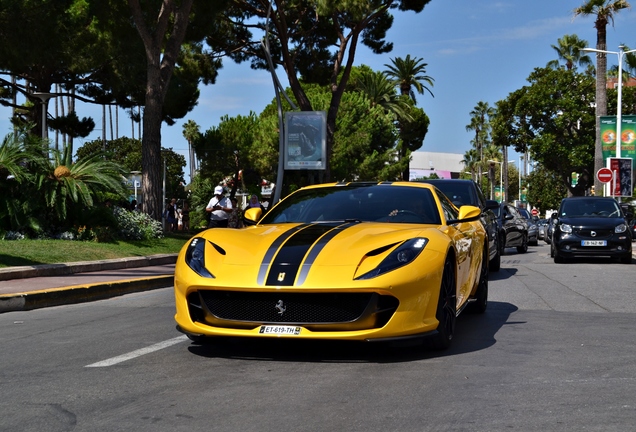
[0,275,175,313]
[0,254,178,281]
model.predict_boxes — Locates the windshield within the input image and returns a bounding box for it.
[261,184,442,225]
[560,199,622,218]
[423,181,477,207]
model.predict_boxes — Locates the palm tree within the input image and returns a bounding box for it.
[483,144,503,199]
[574,0,631,194]
[356,69,413,120]
[384,55,434,105]
[466,101,495,179]
[182,119,200,183]
[34,144,128,224]
[547,34,593,70]
[461,148,480,181]
[0,132,46,231]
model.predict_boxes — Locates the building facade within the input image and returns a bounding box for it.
[409,151,465,180]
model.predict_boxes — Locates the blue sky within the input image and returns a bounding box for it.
[2,0,635,182]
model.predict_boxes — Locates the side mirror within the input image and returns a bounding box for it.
[447,205,481,224]
[551,212,558,219]
[243,207,263,226]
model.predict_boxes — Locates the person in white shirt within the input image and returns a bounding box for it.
[206,186,233,228]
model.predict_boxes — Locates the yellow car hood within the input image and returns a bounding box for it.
[186,222,448,288]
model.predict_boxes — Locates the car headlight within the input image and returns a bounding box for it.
[615,223,627,234]
[560,223,572,234]
[355,238,429,280]
[185,237,214,278]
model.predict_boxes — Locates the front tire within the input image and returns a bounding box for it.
[430,257,457,350]
[489,243,501,272]
[471,249,489,314]
[517,235,528,254]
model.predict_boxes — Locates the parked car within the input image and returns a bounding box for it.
[619,203,636,237]
[493,203,528,254]
[545,217,556,244]
[174,181,489,350]
[536,218,548,240]
[551,196,632,264]
[517,207,539,245]
[417,179,500,271]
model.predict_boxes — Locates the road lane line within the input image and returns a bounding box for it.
[85,335,188,367]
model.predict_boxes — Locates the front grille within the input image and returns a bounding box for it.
[188,290,399,330]
[574,228,613,238]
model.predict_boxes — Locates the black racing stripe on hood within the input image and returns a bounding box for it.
[257,225,308,285]
[295,222,358,286]
[264,223,352,286]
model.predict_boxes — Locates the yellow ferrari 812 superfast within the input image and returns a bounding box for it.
[174,181,488,350]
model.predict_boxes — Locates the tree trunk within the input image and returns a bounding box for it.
[141,78,163,219]
[129,0,194,220]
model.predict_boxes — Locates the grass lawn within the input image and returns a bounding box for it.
[0,232,193,268]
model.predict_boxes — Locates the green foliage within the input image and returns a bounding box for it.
[75,137,187,200]
[188,175,217,230]
[526,166,568,212]
[496,67,596,196]
[0,132,46,231]
[113,206,164,241]
[193,113,259,194]
[0,131,136,237]
[31,145,128,226]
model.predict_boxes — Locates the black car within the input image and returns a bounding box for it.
[417,179,500,271]
[492,203,528,254]
[517,207,539,246]
[551,197,632,264]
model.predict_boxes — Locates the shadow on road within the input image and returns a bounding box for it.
[186,301,519,363]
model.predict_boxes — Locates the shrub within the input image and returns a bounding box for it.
[113,207,163,240]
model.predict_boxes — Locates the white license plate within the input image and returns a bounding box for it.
[581,240,607,246]
[259,325,301,335]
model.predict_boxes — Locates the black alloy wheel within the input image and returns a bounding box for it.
[430,257,457,350]
[470,247,489,314]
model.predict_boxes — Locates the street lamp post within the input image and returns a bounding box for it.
[32,92,55,140]
[582,46,636,159]
[488,160,515,203]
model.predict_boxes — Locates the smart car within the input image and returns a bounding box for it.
[551,197,632,263]
[174,181,489,350]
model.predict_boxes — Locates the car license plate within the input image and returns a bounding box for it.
[581,240,607,246]
[259,325,301,335]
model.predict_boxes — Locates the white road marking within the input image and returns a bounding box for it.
[85,335,188,367]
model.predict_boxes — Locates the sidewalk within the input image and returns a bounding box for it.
[0,254,177,313]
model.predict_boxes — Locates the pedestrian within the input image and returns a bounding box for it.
[164,198,178,231]
[206,186,232,228]
[181,202,190,232]
[244,194,265,212]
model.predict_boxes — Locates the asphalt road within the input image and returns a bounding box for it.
[1,242,635,432]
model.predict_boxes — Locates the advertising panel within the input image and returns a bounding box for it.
[600,115,636,161]
[607,157,633,197]
[284,111,327,170]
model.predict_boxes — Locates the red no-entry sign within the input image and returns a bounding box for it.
[596,168,613,183]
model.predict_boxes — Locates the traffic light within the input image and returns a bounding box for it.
[591,185,595,195]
